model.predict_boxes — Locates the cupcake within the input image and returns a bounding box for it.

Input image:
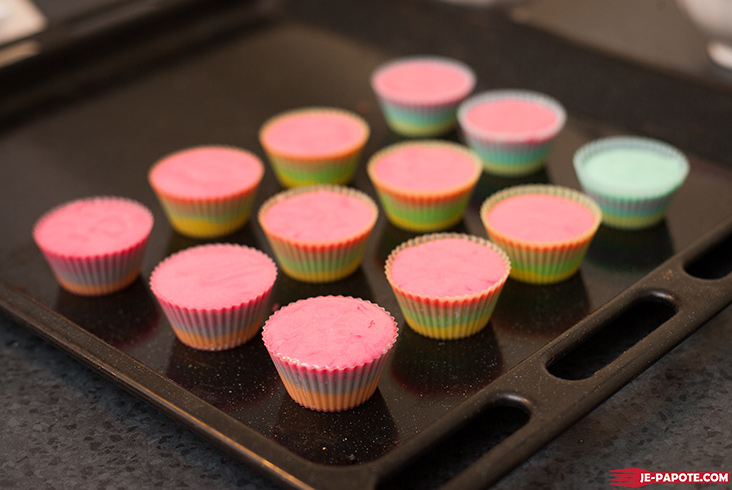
[573,136,690,230]
[259,107,370,187]
[385,233,511,340]
[33,196,154,296]
[148,146,264,238]
[258,185,378,283]
[367,140,482,232]
[262,296,399,411]
[149,243,277,351]
[370,56,476,137]
[480,185,602,284]
[458,89,566,176]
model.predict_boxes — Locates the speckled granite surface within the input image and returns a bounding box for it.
[2,305,730,489]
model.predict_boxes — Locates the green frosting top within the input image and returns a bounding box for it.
[574,137,689,198]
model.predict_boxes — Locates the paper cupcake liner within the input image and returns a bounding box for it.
[266,152,360,187]
[33,196,153,296]
[385,233,511,340]
[154,189,258,238]
[573,136,689,230]
[258,185,379,283]
[463,135,552,176]
[262,296,398,411]
[371,56,476,137]
[259,107,370,188]
[367,141,482,232]
[458,90,566,177]
[149,244,277,351]
[376,99,460,137]
[159,299,270,351]
[480,185,602,284]
[44,242,148,296]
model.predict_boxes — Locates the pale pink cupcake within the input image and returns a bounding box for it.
[33,196,154,296]
[150,243,277,351]
[262,296,399,412]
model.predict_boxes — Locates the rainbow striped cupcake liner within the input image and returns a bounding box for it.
[258,185,378,283]
[458,89,566,177]
[33,196,153,296]
[385,233,511,340]
[154,189,258,239]
[371,56,476,138]
[480,185,602,284]
[262,296,398,411]
[150,244,277,351]
[573,136,689,230]
[259,107,370,188]
[266,152,360,187]
[375,99,461,137]
[42,241,148,296]
[367,141,482,232]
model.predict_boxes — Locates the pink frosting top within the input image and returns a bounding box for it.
[150,244,276,310]
[260,110,368,158]
[486,194,596,243]
[263,296,397,368]
[371,144,479,192]
[390,238,507,297]
[149,147,263,200]
[372,58,474,105]
[262,190,376,243]
[465,98,558,136]
[34,197,153,258]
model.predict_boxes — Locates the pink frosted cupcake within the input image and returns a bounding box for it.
[33,196,154,296]
[480,185,602,284]
[371,56,476,137]
[262,296,399,411]
[385,233,510,339]
[367,140,482,232]
[259,107,370,187]
[149,146,264,238]
[149,243,277,351]
[458,90,566,176]
[258,185,378,283]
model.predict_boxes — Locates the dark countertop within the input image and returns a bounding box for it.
[2,0,732,489]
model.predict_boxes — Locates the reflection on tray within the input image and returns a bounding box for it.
[273,267,376,307]
[272,390,397,465]
[491,274,590,338]
[55,278,161,348]
[165,336,280,410]
[164,223,263,256]
[390,326,503,397]
[587,221,674,273]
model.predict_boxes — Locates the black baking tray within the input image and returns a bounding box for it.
[2,1,732,489]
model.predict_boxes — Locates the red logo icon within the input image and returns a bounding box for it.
[609,468,649,487]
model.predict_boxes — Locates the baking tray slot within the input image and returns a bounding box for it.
[684,227,732,280]
[547,295,677,381]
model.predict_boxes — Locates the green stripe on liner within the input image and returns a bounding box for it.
[274,246,365,275]
[379,102,457,137]
[401,301,497,330]
[160,202,253,223]
[377,192,470,230]
[269,155,358,186]
[508,254,585,283]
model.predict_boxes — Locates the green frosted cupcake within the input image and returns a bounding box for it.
[573,136,689,230]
